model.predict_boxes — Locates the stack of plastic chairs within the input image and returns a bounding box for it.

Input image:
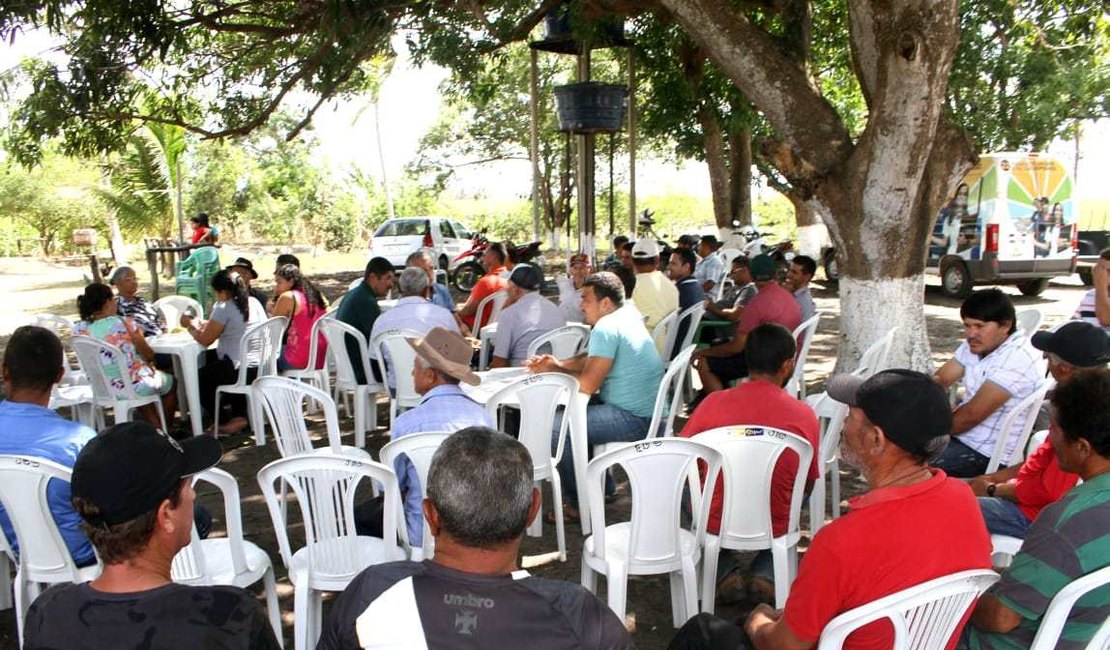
[174,246,220,309]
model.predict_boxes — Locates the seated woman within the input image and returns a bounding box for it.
[268,264,328,371]
[181,270,265,436]
[73,283,176,428]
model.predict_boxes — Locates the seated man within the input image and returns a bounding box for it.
[491,266,566,368]
[671,370,990,649]
[110,266,164,338]
[23,422,280,649]
[933,289,1041,477]
[526,271,663,517]
[355,328,493,548]
[557,252,591,322]
[693,254,801,394]
[406,249,458,317]
[680,323,819,603]
[226,256,268,306]
[319,427,633,649]
[694,235,725,294]
[630,238,678,332]
[1073,247,1110,331]
[604,235,629,267]
[666,247,705,359]
[458,242,508,331]
[964,368,1110,649]
[710,255,757,317]
[335,256,395,384]
[370,267,459,386]
[968,321,1107,538]
[785,255,817,323]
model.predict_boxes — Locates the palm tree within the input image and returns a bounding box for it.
[95,122,185,241]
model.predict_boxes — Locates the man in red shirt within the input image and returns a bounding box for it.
[967,320,1107,537]
[742,369,991,650]
[681,323,819,603]
[693,254,801,394]
[458,242,508,331]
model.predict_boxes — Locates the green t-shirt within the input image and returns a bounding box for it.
[335,282,382,384]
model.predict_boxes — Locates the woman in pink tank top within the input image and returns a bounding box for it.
[271,264,328,370]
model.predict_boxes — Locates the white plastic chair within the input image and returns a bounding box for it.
[317,318,384,449]
[252,376,370,461]
[153,295,204,326]
[692,425,814,611]
[804,393,850,533]
[70,335,168,431]
[719,248,742,270]
[485,373,579,562]
[378,431,453,561]
[29,314,86,387]
[785,313,821,399]
[214,316,288,446]
[581,438,723,628]
[0,530,12,611]
[0,456,102,645]
[651,309,678,354]
[372,329,423,426]
[990,534,1023,570]
[661,303,706,362]
[1016,308,1044,339]
[856,327,899,378]
[983,381,1051,474]
[281,315,331,412]
[170,467,282,646]
[257,455,407,650]
[1029,564,1110,650]
[594,345,696,458]
[816,569,999,649]
[525,323,591,359]
[476,290,509,370]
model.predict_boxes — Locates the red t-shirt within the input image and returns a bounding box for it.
[190,227,211,244]
[1012,440,1079,521]
[782,470,992,650]
[737,281,802,335]
[462,267,507,329]
[679,380,820,536]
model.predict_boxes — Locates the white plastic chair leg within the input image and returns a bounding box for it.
[249,392,266,446]
[354,391,367,449]
[700,537,721,615]
[13,572,27,647]
[263,566,282,648]
[550,473,566,562]
[809,475,826,534]
[581,560,597,594]
[771,544,791,609]
[606,561,628,622]
[829,459,842,520]
[0,554,11,611]
[293,571,311,650]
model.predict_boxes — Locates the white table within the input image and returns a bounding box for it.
[461,367,594,534]
[148,332,207,437]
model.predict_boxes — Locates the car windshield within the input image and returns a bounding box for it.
[375,219,427,237]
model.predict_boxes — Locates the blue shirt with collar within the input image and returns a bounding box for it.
[0,401,97,566]
[430,283,456,313]
[391,384,493,547]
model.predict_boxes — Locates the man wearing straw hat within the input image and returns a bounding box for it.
[354,327,493,549]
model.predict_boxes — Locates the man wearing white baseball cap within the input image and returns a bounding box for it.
[630,238,678,332]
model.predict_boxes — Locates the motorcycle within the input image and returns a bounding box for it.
[733,222,795,281]
[450,232,490,292]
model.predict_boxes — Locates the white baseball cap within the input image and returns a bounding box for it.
[631,238,660,259]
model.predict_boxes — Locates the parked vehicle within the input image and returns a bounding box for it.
[450,232,491,292]
[368,216,475,271]
[1077,226,1109,286]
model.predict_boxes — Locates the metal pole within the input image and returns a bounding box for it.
[530,49,542,243]
[627,48,637,237]
[175,158,185,243]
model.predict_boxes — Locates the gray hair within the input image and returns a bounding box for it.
[108,265,136,285]
[426,426,534,548]
[405,248,434,266]
[397,266,430,297]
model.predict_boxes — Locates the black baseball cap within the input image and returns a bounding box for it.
[226,257,258,279]
[72,422,222,527]
[509,265,542,291]
[750,254,776,281]
[827,369,952,459]
[1031,321,1110,368]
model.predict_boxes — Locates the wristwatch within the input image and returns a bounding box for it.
[986,483,997,497]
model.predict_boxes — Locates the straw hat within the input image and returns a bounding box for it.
[406,327,480,386]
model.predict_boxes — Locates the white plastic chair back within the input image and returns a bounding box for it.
[692,425,814,609]
[817,569,999,649]
[0,455,102,643]
[1028,564,1110,649]
[1016,308,1044,339]
[649,344,697,439]
[171,468,250,584]
[651,309,678,350]
[984,381,1050,474]
[525,323,591,358]
[318,318,376,391]
[254,376,346,457]
[719,248,742,269]
[373,329,423,419]
[785,313,821,399]
[282,314,331,396]
[29,314,83,380]
[474,290,508,329]
[378,431,452,560]
[257,455,407,577]
[70,335,166,429]
[856,327,899,378]
[662,303,705,362]
[234,316,287,383]
[153,295,204,326]
[486,373,578,473]
[805,393,851,533]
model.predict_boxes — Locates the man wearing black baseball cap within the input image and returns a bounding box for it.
[490,265,566,368]
[739,370,991,649]
[22,422,281,649]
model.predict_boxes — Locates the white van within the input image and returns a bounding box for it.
[932,152,1077,298]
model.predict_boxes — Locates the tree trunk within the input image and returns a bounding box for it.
[729,125,752,228]
[787,193,826,259]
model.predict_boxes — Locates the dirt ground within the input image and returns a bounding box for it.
[0,256,1091,649]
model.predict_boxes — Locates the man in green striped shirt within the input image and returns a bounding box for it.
[966,368,1110,649]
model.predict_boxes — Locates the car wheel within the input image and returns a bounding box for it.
[439,255,449,271]
[941,261,973,299]
[823,250,840,283]
[1017,278,1049,297]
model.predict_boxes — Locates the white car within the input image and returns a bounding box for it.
[368,216,475,270]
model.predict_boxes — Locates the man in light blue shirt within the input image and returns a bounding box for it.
[406,249,467,330]
[491,265,566,367]
[0,326,98,566]
[370,267,460,387]
[694,235,726,294]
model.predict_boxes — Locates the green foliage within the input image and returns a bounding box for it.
[95,123,182,240]
[0,148,106,255]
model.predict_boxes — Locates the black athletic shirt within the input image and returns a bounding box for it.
[316,560,634,649]
[23,581,280,650]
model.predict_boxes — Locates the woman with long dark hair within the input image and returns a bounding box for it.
[73,283,176,427]
[268,264,328,370]
[181,270,265,435]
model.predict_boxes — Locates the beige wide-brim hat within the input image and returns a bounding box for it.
[405,327,481,386]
